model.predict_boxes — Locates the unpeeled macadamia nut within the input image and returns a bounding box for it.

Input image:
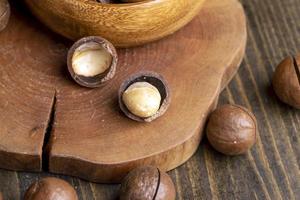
[68,36,117,88]
[272,54,300,109]
[120,166,176,200]
[24,177,78,200]
[206,104,257,156]
[119,72,170,122]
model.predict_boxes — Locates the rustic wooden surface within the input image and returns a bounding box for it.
[0,0,300,200]
[0,0,246,185]
[47,0,246,183]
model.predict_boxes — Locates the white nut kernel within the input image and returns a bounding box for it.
[72,42,112,77]
[122,82,161,118]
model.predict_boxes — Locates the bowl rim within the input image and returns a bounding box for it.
[75,0,163,7]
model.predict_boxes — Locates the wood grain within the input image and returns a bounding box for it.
[24,0,206,47]
[1,0,300,199]
[1,0,246,183]
[0,3,56,171]
[49,0,245,183]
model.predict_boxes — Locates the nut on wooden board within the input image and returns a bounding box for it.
[119,72,170,122]
[67,36,117,88]
[272,54,300,109]
[0,0,247,183]
[206,104,257,155]
[122,82,161,118]
[24,177,78,200]
[120,166,176,200]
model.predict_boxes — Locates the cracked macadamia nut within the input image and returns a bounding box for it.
[120,166,176,200]
[272,54,300,109]
[68,36,117,88]
[122,82,161,118]
[206,104,257,156]
[24,177,78,200]
[72,42,112,77]
[119,72,170,122]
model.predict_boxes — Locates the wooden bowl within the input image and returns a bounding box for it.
[24,0,206,47]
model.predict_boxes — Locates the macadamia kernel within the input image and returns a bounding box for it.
[122,82,161,118]
[72,42,112,77]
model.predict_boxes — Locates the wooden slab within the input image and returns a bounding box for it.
[0,0,246,183]
[0,6,56,171]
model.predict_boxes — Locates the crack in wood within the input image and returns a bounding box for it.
[41,91,57,171]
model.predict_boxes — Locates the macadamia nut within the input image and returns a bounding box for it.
[122,82,161,118]
[72,42,112,77]
[24,177,78,200]
[206,104,257,155]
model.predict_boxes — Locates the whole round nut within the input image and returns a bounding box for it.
[272,55,300,108]
[206,104,257,155]
[120,166,176,200]
[0,0,10,31]
[122,82,161,118]
[24,177,78,200]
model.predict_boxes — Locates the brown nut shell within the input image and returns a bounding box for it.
[206,104,257,156]
[67,36,117,88]
[119,71,170,122]
[0,192,3,200]
[0,0,10,32]
[120,166,159,200]
[24,177,78,200]
[156,170,176,200]
[120,166,176,200]
[272,55,300,109]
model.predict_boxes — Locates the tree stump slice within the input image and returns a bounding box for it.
[0,0,246,183]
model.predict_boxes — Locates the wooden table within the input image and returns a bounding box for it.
[1,0,300,199]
